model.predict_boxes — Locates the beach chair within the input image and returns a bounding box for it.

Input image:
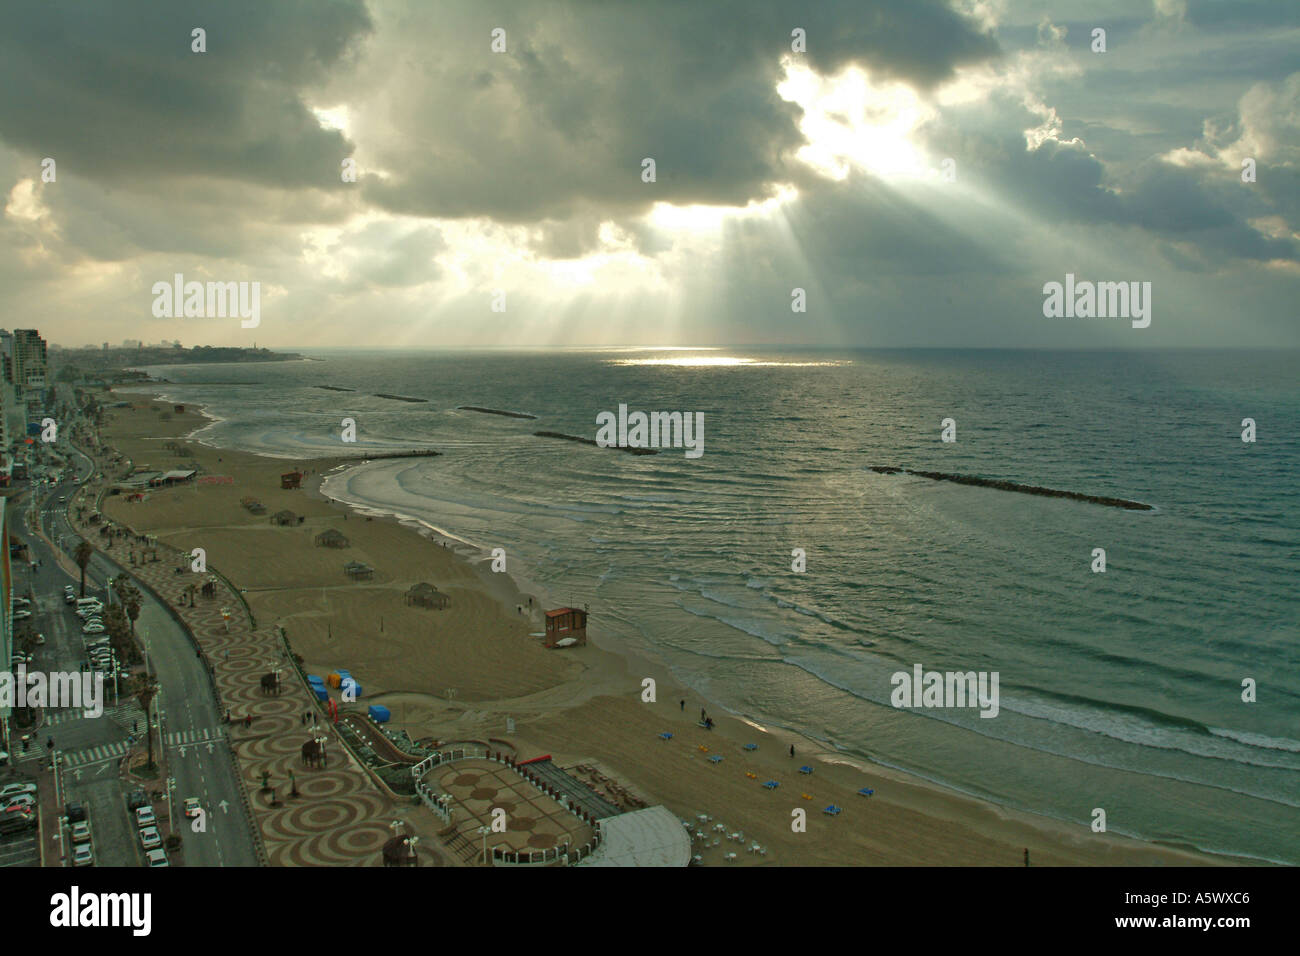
[823,805,842,816]
[713,822,727,833]
[743,743,758,752]
[745,772,758,780]
[801,792,813,800]
[698,744,709,753]
[725,852,738,862]
[708,755,723,764]
[658,732,673,741]
[798,765,813,775]
[857,787,875,797]
[762,780,779,790]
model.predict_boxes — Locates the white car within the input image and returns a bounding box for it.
[135,806,155,828]
[82,624,106,635]
[12,610,31,620]
[138,826,161,850]
[70,821,92,844]
[13,597,30,607]
[145,848,168,867]
[3,794,36,810]
[73,844,94,866]
[0,783,37,799]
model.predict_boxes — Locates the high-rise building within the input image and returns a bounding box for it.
[12,329,47,395]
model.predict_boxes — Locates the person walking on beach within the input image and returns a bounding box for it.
[1024,848,1030,867]
[680,699,685,712]
[789,744,795,759]
[700,707,706,722]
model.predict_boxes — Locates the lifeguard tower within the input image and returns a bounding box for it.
[544,607,588,648]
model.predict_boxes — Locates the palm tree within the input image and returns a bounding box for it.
[74,540,93,597]
[135,676,159,770]
[126,597,141,638]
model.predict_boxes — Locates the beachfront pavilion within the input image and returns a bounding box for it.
[434,759,595,863]
[406,582,449,609]
[271,509,302,526]
[314,528,350,548]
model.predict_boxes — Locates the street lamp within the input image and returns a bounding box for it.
[477,825,491,865]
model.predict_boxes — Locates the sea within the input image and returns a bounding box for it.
[137,348,1300,864]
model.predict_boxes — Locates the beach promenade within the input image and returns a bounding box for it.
[66,445,445,866]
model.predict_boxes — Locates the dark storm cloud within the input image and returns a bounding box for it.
[360,0,998,223]
[0,0,372,188]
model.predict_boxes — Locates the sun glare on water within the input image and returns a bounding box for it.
[609,356,851,367]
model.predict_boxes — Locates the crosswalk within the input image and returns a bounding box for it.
[39,702,145,732]
[62,740,131,768]
[164,728,224,748]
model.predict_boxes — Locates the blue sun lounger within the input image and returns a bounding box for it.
[762,780,779,790]
[658,732,674,741]
[708,755,723,764]
[743,743,758,752]
[857,787,875,797]
[798,765,813,774]
[823,805,842,815]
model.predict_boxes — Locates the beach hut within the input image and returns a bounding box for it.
[270,509,301,526]
[544,607,588,648]
[314,528,350,549]
[281,471,303,490]
[405,582,449,610]
[343,561,374,580]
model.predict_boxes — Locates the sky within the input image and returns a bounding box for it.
[1,0,1297,350]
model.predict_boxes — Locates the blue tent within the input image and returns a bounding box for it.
[312,685,329,701]
[368,705,391,723]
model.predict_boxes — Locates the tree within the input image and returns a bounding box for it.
[74,540,93,597]
[135,676,159,771]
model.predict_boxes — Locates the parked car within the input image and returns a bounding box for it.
[65,802,87,823]
[135,806,155,828]
[0,783,37,799]
[183,797,202,819]
[2,794,35,810]
[138,826,161,850]
[13,597,30,607]
[126,790,148,812]
[12,610,31,620]
[73,844,94,867]
[0,808,34,834]
[82,624,106,635]
[35,633,46,645]
[145,848,169,867]
[70,821,92,844]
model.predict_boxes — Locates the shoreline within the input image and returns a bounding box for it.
[106,387,1242,865]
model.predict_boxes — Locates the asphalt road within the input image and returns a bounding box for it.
[20,438,260,867]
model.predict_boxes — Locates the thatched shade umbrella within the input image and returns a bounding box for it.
[315,528,350,548]
[406,582,449,609]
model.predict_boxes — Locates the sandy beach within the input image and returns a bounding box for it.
[95,393,1228,866]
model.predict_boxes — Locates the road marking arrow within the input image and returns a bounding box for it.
[178,746,187,757]
[219,800,230,814]
[207,742,214,754]
[72,769,82,780]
